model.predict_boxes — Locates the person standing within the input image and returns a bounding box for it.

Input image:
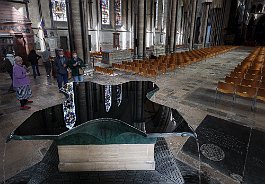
[13,56,33,110]
[42,48,52,77]
[28,49,41,79]
[64,50,71,59]
[0,53,15,92]
[69,51,85,82]
[5,51,15,65]
[55,50,68,89]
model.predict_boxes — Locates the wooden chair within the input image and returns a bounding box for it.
[225,76,241,85]
[230,71,245,79]
[234,67,246,74]
[120,64,126,71]
[94,66,101,72]
[158,66,166,74]
[253,88,265,110]
[246,69,262,76]
[241,79,260,88]
[132,66,140,74]
[244,74,262,81]
[147,69,157,77]
[215,81,236,103]
[139,68,147,76]
[250,63,263,70]
[150,65,158,71]
[125,65,132,72]
[235,85,257,110]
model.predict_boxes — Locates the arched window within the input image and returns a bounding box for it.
[51,0,67,21]
[101,0,110,25]
[101,0,122,27]
[115,0,122,26]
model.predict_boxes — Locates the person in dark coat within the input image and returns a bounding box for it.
[42,48,52,77]
[28,49,41,79]
[55,50,68,89]
[69,51,85,82]
[0,53,15,92]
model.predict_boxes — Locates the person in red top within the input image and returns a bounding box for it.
[64,50,71,59]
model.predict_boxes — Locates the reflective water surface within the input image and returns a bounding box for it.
[9,81,192,141]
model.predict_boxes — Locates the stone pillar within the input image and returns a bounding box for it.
[170,0,177,52]
[133,0,138,57]
[133,81,145,132]
[156,0,164,45]
[173,0,179,50]
[182,0,190,47]
[180,6,185,45]
[216,8,222,45]
[137,0,146,58]
[165,0,172,54]
[199,1,211,48]
[189,0,197,50]
[68,0,90,63]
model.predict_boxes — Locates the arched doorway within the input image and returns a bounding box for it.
[254,15,265,45]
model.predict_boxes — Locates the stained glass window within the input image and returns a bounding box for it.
[61,82,76,129]
[116,85,122,107]
[115,0,122,26]
[105,85,112,112]
[51,0,67,21]
[101,0,110,25]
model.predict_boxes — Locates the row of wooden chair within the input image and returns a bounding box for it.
[225,76,265,88]
[233,48,265,75]
[216,47,265,110]
[215,81,265,110]
[94,66,114,75]
[112,46,237,77]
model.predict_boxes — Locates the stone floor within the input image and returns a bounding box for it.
[1,47,264,183]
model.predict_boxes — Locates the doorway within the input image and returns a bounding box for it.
[60,36,68,50]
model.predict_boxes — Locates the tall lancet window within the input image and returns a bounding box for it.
[115,0,122,26]
[104,85,112,112]
[101,0,110,25]
[155,0,159,29]
[51,0,67,21]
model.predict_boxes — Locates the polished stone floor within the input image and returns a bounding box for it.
[1,47,265,183]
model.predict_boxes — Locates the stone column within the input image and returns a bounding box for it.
[137,0,146,58]
[133,0,138,57]
[180,6,185,45]
[165,0,172,53]
[133,81,145,132]
[68,0,90,63]
[183,0,190,47]
[189,0,198,50]
[216,8,222,45]
[170,0,177,52]
[199,1,212,48]
[173,0,179,50]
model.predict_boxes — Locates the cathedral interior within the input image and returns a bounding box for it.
[1,0,265,183]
